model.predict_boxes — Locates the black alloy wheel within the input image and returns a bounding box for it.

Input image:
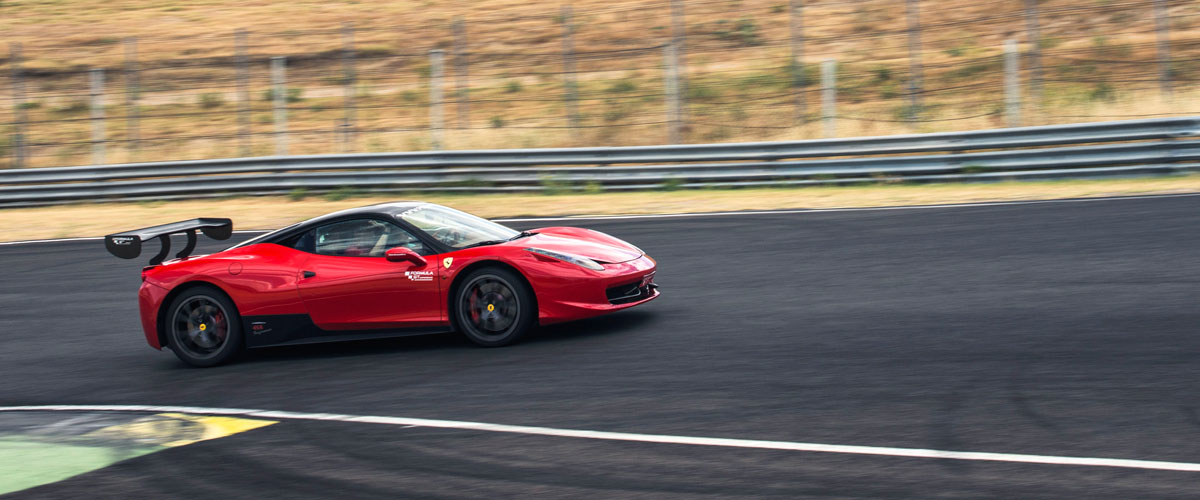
[166,286,243,367]
[455,267,535,347]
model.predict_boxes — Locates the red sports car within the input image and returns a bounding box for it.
[105,202,658,367]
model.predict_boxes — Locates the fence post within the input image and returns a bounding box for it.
[235,29,251,157]
[1023,0,1043,116]
[561,5,581,140]
[664,42,682,144]
[271,56,288,156]
[788,0,806,125]
[822,59,836,138]
[124,37,140,156]
[9,42,27,168]
[342,23,357,152]
[90,68,106,165]
[1153,0,1172,98]
[429,49,445,150]
[453,17,470,130]
[669,0,687,126]
[905,0,923,120]
[1005,39,1021,128]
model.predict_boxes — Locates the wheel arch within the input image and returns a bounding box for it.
[446,259,538,329]
[155,279,238,348]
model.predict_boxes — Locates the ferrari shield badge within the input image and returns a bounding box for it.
[443,257,453,269]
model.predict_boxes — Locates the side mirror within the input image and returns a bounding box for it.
[385,247,427,266]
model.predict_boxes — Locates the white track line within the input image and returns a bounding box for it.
[2,405,1199,473]
[4,193,1200,247]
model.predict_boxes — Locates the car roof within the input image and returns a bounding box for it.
[228,201,430,250]
[303,201,427,223]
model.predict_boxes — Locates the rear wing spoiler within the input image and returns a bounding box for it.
[105,218,233,265]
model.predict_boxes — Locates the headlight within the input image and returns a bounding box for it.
[525,247,604,271]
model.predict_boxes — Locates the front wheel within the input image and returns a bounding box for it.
[165,286,243,367]
[454,267,536,347]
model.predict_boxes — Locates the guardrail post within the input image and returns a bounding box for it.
[342,23,357,152]
[453,17,470,130]
[429,49,446,150]
[271,56,288,156]
[1023,0,1043,117]
[821,59,836,138]
[1153,0,1172,98]
[235,29,251,157]
[561,5,581,141]
[664,42,683,144]
[905,0,923,120]
[90,68,106,165]
[788,0,806,125]
[124,37,140,157]
[1005,39,1021,128]
[9,42,28,168]
[670,0,688,126]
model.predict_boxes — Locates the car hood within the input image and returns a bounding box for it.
[517,232,642,264]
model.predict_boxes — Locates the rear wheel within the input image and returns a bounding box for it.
[165,286,243,367]
[454,267,535,347]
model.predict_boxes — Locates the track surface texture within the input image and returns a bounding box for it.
[4,196,1200,498]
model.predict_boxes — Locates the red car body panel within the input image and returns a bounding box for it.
[136,219,657,351]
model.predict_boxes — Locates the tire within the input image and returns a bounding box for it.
[454,267,536,347]
[164,286,244,367]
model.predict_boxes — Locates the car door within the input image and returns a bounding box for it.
[295,218,443,331]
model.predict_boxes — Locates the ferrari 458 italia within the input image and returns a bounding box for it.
[105,202,658,366]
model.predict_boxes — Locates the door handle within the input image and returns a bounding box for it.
[302,271,316,279]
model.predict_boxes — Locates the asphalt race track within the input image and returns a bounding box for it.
[5,195,1200,498]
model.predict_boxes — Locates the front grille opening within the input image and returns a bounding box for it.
[606,275,654,305]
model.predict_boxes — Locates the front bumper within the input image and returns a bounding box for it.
[535,254,659,324]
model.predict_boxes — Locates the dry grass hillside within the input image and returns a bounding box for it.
[1,0,1199,167]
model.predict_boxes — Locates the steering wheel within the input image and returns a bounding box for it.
[430,226,465,245]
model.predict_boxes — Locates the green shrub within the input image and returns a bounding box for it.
[505,80,523,93]
[324,186,361,201]
[540,175,572,195]
[607,80,637,93]
[1089,82,1116,101]
[490,116,506,128]
[871,66,892,82]
[685,84,718,100]
[52,100,89,115]
[711,18,763,47]
[785,61,818,88]
[603,106,629,122]
[199,93,224,109]
[262,87,304,103]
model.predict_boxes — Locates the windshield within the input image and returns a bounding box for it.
[399,204,519,249]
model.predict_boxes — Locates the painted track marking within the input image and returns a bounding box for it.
[3,405,1199,473]
[5,192,1200,246]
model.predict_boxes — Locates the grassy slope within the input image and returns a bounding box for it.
[1,0,1199,167]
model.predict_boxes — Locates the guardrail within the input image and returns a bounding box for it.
[2,117,1199,207]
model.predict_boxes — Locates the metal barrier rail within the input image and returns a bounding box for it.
[2,117,1199,207]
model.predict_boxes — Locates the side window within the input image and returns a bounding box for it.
[311,219,424,257]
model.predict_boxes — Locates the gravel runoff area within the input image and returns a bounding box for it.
[4,175,1200,242]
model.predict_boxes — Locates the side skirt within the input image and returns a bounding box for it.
[242,314,453,348]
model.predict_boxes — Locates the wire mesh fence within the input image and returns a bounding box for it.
[3,0,1198,168]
